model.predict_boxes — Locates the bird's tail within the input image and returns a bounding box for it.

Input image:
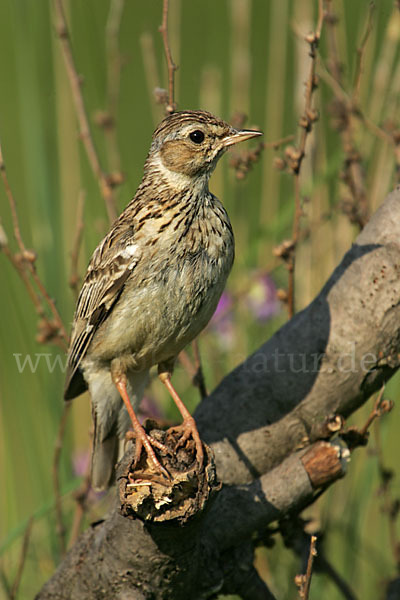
[91,410,120,491]
[89,369,149,491]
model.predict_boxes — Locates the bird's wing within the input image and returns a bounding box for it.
[64,223,142,399]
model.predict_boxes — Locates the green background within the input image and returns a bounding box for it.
[1,1,400,598]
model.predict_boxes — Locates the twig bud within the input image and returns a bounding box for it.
[0,224,8,248]
[273,239,295,260]
[273,157,286,171]
[276,288,288,303]
[22,249,37,264]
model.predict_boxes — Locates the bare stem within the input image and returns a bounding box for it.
[178,343,208,400]
[264,134,295,149]
[352,2,375,105]
[287,0,324,317]
[69,191,85,296]
[192,339,208,400]
[374,416,400,572]
[358,384,386,437]
[0,142,69,348]
[324,0,372,229]
[53,0,117,223]
[9,517,34,600]
[296,535,317,599]
[68,474,92,550]
[0,144,25,253]
[159,0,177,113]
[104,0,125,172]
[52,401,73,557]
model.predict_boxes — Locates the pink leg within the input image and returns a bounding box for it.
[114,376,169,479]
[159,371,204,467]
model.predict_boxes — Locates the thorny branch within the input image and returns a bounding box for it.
[159,0,177,114]
[53,0,118,223]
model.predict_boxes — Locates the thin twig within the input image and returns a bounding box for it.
[0,569,12,600]
[230,135,295,180]
[352,2,375,105]
[68,474,92,550]
[374,416,400,572]
[178,344,208,400]
[159,0,177,114]
[178,349,197,380]
[0,144,25,253]
[140,32,163,124]
[286,0,324,318]
[303,535,317,599]
[53,0,117,223]
[69,190,85,296]
[324,0,372,229]
[52,401,73,557]
[192,339,208,400]
[106,0,125,123]
[9,517,34,600]
[319,61,396,154]
[2,245,45,316]
[264,134,296,149]
[340,385,393,451]
[295,535,318,599]
[0,142,69,349]
[358,384,386,437]
[103,0,125,172]
[29,269,69,346]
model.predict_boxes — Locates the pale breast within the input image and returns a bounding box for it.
[88,193,234,369]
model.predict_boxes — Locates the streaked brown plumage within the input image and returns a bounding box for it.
[64,110,262,489]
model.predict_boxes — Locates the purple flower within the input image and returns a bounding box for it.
[209,291,235,348]
[214,291,233,318]
[246,274,279,322]
[138,394,164,422]
[72,450,90,478]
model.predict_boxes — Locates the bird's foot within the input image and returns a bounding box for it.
[125,429,170,480]
[167,415,204,468]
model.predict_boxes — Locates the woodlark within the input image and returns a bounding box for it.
[64,110,262,490]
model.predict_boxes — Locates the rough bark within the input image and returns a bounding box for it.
[37,188,400,599]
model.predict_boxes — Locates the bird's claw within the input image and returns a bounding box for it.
[125,430,171,480]
[167,416,204,468]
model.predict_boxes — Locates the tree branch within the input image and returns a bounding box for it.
[36,188,400,599]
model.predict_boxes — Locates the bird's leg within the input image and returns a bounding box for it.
[158,370,204,467]
[113,374,169,479]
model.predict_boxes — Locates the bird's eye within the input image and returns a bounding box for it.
[189,130,205,144]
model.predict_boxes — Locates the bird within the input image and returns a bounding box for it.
[64,110,262,490]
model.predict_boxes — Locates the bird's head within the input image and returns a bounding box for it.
[147,110,262,190]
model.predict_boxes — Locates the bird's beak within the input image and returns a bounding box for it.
[222,129,263,148]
